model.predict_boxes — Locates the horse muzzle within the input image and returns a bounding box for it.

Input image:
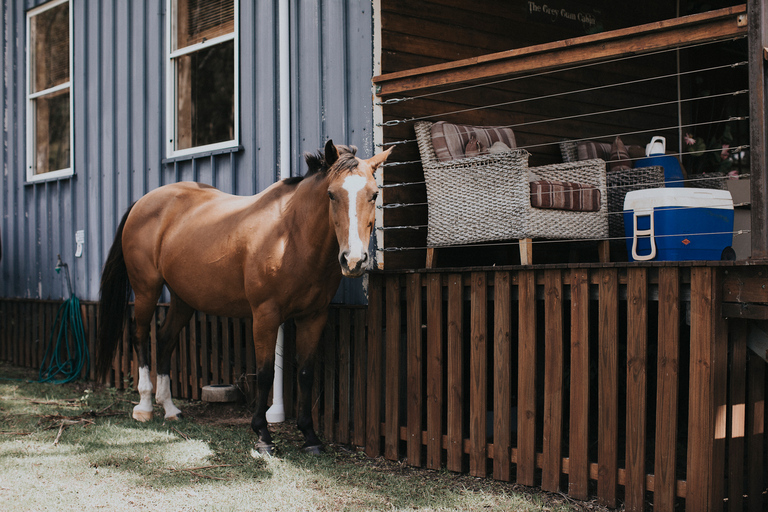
[339,250,369,277]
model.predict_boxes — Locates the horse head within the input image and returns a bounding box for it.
[322,140,392,277]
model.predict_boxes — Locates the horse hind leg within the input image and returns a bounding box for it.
[155,291,194,420]
[132,288,162,422]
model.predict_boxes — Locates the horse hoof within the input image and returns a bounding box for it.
[132,410,152,422]
[253,441,275,457]
[302,445,323,455]
[164,413,183,421]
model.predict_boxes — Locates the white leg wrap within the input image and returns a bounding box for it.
[133,366,154,421]
[156,374,183,420]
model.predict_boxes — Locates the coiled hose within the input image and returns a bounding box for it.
[38,256,89,384]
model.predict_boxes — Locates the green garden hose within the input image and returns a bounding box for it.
[38,255,89,384]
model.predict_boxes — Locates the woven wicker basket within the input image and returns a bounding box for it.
[606,166,665,238]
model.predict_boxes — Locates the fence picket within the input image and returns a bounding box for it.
[542,270,564,491]
[654,267,679,512]
[569,269,590,499]
[447,273,463,472]
[625,268,648,512]
[406,274,423,467]
[366,273,383,457]
[517,270,537,487]
[598,268,619,508]
[426,273,443,470]
[493,271,512,481]
[385,275,401,460]
[469,272,487,478]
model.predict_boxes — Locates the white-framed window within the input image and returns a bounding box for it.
[26,0,73,182]
[166,0,239,158]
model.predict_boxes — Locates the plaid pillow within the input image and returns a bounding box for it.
[430,122,517,162]
[609,136,631,172]
[529,180,602,212]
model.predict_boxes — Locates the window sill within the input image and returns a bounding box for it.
[162,144,243,165]
[25,169,75,186]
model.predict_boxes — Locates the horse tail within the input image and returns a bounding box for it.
[96,203,135,381]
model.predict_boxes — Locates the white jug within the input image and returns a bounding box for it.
[646,136,666,156]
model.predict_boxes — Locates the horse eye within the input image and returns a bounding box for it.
[328,191,335,201]
[371,192,379,202]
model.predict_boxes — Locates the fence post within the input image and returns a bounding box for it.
[687,267,728,511]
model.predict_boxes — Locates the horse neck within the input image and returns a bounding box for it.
[288,174,339,262]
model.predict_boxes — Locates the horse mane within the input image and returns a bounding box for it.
[284,144,358,185]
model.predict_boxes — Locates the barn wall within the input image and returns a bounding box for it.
[1,0,374,304]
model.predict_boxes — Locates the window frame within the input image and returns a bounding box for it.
[165,0,240,159]
[25,0,74,183]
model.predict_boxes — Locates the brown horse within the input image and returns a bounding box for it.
[96,141,392,454]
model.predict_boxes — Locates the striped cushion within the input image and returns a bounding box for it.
[577,141,612,161]
[529,180,602,212]
[430,122,517,162]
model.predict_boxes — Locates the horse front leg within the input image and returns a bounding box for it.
[250,310,280,455]
[294,311,329,454]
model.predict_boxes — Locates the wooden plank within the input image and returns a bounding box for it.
[728,320,747,512]
[542,270,564,491]
[469,272,487,478]
[373,6,746,96]
[493,271,512,482]
[338,308,352,446]
[597,268,618,508]
[747,351,765,512]
[687,267,728,512]
[568,269,590,500]
[324,315,337,441]
[200,313,210,386]
[517,269,537,487]
[385,275,401,460]
[233,318,243,396]
[722,267,768,304]
[211,315,220,384]
[366,273,383,458]
[222,318,231,385]
[180,325,189,398]
[625,268,648,512]
[189,315,199,400]
[406,274,422,466]
[353,308,367,448]
[426,273,443,470]
[654,267,679,512]
[446,273,463,472]
[748,0,768,259]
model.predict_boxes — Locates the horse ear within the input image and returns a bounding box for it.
[324,139,339,167]
[367,146,394,173]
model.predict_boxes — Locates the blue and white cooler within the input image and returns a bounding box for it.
[623,188,734,261]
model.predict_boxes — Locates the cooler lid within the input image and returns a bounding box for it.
[624,187,733,212]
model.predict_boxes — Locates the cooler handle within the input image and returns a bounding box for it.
[632,211,656,261]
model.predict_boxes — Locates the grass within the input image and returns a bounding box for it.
[0,361,603,511]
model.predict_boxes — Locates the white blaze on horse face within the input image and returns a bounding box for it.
[341,174,369,270]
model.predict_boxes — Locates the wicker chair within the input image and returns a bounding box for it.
[414,121,609,265]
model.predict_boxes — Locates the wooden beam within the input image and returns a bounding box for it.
[749,0,768,259]
[373,6,747,97]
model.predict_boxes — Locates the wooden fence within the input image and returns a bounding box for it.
[2,263,768,510]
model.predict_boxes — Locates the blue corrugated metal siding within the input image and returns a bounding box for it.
[1,0,373,304]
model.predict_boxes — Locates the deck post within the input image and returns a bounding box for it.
[748,0,768,259]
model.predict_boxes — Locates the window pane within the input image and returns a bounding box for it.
[175,40,235,150]
[33,91,70,175]
[30,2,69,93]
[174,0,234,50]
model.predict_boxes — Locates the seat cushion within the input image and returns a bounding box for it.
[529,179,602,212]
[430,121,517,162]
